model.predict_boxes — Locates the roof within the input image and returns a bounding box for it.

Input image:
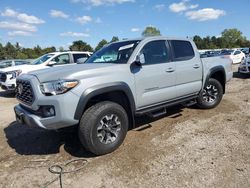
[48,51,92,55]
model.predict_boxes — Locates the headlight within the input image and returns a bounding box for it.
[40,79,79,95]
[6,70,22,79]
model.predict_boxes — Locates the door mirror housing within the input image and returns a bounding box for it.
[135,53,145,66]
[47,61,57,66]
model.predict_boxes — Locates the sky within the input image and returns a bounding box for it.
[0,0,248,50]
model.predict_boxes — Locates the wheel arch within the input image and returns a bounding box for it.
[205,66,226,94]
[74,82,136,129]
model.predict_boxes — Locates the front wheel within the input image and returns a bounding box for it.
[78,101,128,155]
[197,78,223,109]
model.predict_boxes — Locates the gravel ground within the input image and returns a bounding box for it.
[0,65,249,188]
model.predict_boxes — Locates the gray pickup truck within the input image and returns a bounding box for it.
[14,36,233,155]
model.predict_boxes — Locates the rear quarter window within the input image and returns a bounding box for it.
[170,40,195,61]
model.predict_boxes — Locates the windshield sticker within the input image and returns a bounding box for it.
[118,43,134,51]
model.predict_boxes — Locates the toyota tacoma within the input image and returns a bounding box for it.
[14,36,233,155]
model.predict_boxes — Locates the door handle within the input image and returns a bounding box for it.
[165,67,175,73]
[193,64,200,69]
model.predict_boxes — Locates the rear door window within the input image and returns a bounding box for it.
[73,53,89,63]
[170,40,195,61]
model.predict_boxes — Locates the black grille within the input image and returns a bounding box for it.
[0,72,7,82]
[16,79,34,105]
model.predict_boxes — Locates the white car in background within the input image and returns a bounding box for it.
[221,49,245,64]
[0,51,92,91]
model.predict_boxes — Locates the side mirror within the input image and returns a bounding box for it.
[47,61,57,66]
[135,53,145,66]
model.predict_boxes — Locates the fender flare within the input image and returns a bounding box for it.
[204,65,226,93]
[74,82,136,120]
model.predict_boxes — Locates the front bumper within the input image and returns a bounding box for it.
[0,81,16,91]
[14,104,45,129]
[14,95,80,130]
[0,74,16,91]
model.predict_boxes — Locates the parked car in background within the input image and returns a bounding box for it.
[221,49,245,64]
[0,59,31,69]
[238,56,250,74]
[0,51,92,91]
[240,48,250,56]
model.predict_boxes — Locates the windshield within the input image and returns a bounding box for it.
[85,40,141,64]
[31,54,54,65]
[0,61,12,68]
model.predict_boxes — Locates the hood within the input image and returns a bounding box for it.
[0,64,47,73]
[28,63,118,82]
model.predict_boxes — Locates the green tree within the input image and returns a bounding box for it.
[34,45,42,56]
[95,39,108,51]
[69,40,93,51]
[42,46,56,54]
[221,28,246,48]
[193,35,203,49]
[110,36,119,43]
[142,26,161,37]
[0,43,4,60]
[4,42,17,59]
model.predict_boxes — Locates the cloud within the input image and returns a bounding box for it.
[8,31,33,36]
[185,8,226,21]
[0,21,37,32]
[169,0,198,13]
[50,10,69,19]
[76,15,92,24]
[1,8,17,17]
[131,28,140,32]
[1,8,45,24]
[154,4,165,12]
[71,0,135,6]
[60,31,90,37]
[17,13,45,24]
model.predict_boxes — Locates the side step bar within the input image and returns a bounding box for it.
[148,108,167,118]
[135,95,197,116]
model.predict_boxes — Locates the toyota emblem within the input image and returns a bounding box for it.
[18,84,23,95]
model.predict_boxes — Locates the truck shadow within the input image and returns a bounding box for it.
[233,72,250,79]
[4,106,184,158]
[0,90,15,98]
[4,122,96,158]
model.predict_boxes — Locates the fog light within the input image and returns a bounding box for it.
[40,106,55,117]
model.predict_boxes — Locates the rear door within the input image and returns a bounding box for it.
[134,40,176,108]
[169,40,202,98]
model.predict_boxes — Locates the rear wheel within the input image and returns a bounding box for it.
[78,101,128,155]
[197,78,223,109]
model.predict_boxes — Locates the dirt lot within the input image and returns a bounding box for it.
[0,65,249,188]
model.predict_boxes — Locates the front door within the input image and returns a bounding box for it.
[134,40,176,109]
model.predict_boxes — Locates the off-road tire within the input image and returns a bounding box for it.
[197,78,223,109]
[78,101,128,155]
